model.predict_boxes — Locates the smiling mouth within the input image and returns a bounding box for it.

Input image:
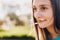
[38,18,47,22]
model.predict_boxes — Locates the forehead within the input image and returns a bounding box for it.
[33,0,51,6]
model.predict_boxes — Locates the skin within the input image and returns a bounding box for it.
[33,0,59,38]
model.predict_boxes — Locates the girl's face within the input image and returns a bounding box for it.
[33,0,54,28]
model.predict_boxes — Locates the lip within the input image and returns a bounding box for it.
[38,18,47,22]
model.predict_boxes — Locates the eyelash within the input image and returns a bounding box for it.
[33,8,37,10]
[33,7,48,11]
[40,7,48,10]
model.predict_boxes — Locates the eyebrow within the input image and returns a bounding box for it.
[40,5,45,6]
[33,6,36,8]
[39,4,50,6]
[33,3,50,8]
[33,3,50,6]
[33,5,48,8]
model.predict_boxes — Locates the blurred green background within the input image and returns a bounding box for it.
[0,0,35,40]
[0,25,35,40]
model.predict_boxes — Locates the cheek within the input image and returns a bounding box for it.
[34,13,36,18]
[34,12,39,18]
[44,10,53,19]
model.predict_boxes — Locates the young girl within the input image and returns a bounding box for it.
[32,0,60,40]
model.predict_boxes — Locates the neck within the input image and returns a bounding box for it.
[46,24,58,38]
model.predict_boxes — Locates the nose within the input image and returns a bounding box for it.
[34,11,42,18]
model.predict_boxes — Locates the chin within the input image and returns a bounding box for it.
[38,23,50,28]
[38,20,53,28]
[39,26,46,28]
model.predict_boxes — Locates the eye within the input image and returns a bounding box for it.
[33,7,37,10]
[40,7,48,11]
[33,7,37,13]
